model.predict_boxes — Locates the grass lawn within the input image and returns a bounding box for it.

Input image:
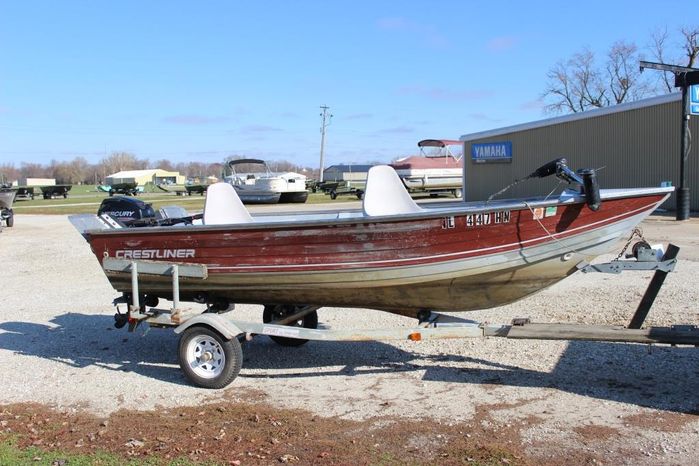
[0,437,206,465]
[11,186,344,215]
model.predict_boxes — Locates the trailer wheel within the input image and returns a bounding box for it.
[178,325,242,389]
[329,190,337,200]
[356,191,364,200]
[454,188,463,199]
[6,211,13,228]
[263,305,318,347]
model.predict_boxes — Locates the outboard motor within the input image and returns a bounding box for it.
[97,196,157,225]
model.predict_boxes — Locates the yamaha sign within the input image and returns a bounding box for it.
[471,141,512,163]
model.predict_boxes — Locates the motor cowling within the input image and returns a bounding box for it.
[97,196,157,225]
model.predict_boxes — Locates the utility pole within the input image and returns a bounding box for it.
[640,61,699,220]
[319,105,333,182]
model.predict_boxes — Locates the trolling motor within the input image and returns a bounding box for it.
[527,158,601,211]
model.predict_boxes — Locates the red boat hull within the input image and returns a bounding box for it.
[86,192,668,316]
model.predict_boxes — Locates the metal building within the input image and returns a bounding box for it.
[460,93,699,211]
[105,169,185,187]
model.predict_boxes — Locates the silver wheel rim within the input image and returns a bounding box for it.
[186,335,225,379]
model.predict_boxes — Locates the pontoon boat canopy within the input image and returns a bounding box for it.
[417,139,462,148]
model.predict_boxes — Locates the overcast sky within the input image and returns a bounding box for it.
[0,0,693,168]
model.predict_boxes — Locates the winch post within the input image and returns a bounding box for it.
[130,261,140,310]
[172,264,179,310]
[628,243,680,329]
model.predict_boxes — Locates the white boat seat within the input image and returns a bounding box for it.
[203,182,254,225]
[362,165,424,216]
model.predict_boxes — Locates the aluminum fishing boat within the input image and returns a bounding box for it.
[390,139,464,198]
[72,159,672,318]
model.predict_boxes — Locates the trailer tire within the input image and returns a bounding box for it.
[6,212,13,227]
[454,188,462,199]
[263,305,318,347]
[329,190,337,200]
[178,325,242,389]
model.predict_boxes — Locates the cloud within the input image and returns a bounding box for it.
[398,85,494,101]
[240,124,283,133]
[469,113,504,123]
[162,114,230,125]
[486,36,518,52]
[374,125,415,134]
[343,113,374,120]
[376,16,449,48]
[518,99,544,111]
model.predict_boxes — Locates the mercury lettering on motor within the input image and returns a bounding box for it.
[465,210,510,227]
[103,210,135,218]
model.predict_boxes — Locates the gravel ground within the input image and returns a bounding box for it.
[1,212,698,464]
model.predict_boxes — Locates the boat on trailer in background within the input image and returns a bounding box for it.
[390,139,464,198]
[0,187,16,227]
[69,159,696,388]
[225,159,308,204]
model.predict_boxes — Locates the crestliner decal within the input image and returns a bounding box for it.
[466,210,510,227]
[115,249,195,259]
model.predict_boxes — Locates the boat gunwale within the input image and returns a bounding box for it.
[84,187,672,237]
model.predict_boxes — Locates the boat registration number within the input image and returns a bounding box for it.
[466,210,510,227]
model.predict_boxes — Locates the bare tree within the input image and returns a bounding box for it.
[680,27,699,67]
[607,41,652,104]
[0,164,20,185]
[544,26,698,114]
[19,162,50,179]
[649,27,699,91]
[649,28,675,92]
[543,44,651,113]
[153,159,175,171]
[98,152,146,176]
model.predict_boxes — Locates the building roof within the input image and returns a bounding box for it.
[324,164,374,173]
[460,92,681,142]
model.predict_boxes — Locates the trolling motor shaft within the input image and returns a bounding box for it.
[528,158,601,211]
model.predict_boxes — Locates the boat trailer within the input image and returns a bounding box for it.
[104,243,698,389]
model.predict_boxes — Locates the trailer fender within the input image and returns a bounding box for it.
[174,314,243,340]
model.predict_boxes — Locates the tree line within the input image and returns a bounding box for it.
[0,152,318,185]
[542,26,698,113]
